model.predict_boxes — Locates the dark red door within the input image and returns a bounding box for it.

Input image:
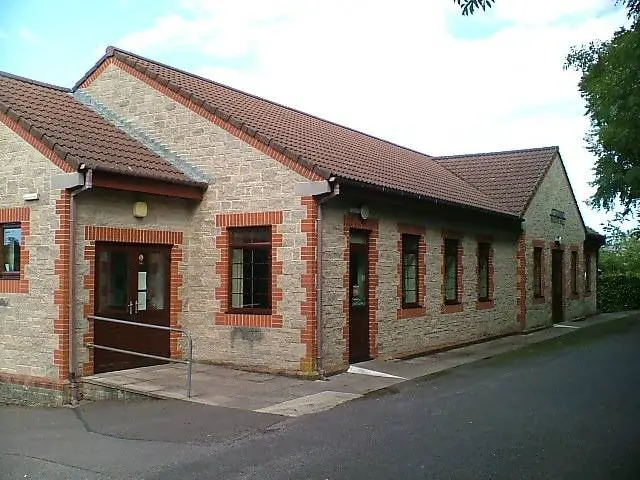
[551,249,564,323]
[94,243,171,373]
[348,230,370,363]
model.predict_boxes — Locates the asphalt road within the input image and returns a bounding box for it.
[1,316,639,479]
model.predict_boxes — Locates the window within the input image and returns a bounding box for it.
[533,247,543,298]
[585,252,592,293]
[444,239,460,303]
[2,223,21,279]
[477,242,491,301]
[402,234,420,307]
[571,250,578,295]
[229,227,271,313]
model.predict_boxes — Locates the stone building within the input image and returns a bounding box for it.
[0,47,604,405]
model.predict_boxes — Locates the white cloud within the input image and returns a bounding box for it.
[115,0,632,230]
[18,26,40,45]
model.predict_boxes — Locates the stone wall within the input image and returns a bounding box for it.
[0,120,69,392]
[523,155,594,329]
[320,197,521,373]
[79,62,317,374]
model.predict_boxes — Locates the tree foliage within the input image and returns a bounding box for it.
[453,0,640,218]
[565,23,640,216]
[598,225,640,312]
[453,0,495,16]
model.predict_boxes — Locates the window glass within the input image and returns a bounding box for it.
[571,251,578,294]
[444,239,459,302]
[478,242,490,300]
[2,224,21,276]
[585,253,592,293]
[402,234,420,306]
[230,227,271,311]
[533,247,543,297]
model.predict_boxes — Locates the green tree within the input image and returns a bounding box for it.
[565,23,640,217]
[454,0,640,218]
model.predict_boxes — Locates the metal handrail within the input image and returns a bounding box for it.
[86,315,193,397]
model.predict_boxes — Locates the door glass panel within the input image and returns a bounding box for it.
[146,252,167,311]
[350,247,367,308]
[98,250,128,311]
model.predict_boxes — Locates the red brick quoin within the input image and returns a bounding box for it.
[81,226,184,376]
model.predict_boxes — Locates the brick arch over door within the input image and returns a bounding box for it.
[81,226,184,376]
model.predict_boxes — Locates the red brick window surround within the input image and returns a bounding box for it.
[570,247,579,298]
[0,208,30,293]
[397,224,426,319]
[532,240,545,304]
[441,232,463,314]
[476,240,495,310]
[215,212,284,328]
[228,226,272,314]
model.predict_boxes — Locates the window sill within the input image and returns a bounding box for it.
[398,306,426,319]
[0,277,28,294]
[475,299,495,310]
[441,302,463,314]
[533,296,546,305]
[217,311,282,328]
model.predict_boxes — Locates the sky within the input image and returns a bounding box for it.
[0,0,634,232]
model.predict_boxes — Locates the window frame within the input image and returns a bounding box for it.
[1,222,22,280]
[533,246,543,298]
[585,252,592,294]
[227,226,272,315]
[477,242,491,302]
[401,233,421,308]
[570,250,578,295]
[444,238,460,304]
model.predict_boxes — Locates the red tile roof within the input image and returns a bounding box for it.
[435,147,558,215]
[0,71,205,187]
[78,47,519,217]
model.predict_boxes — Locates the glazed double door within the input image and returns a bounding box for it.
[94,243,171,373]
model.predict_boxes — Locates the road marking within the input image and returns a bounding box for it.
[255,391,362,416]
[347,365,407,379]
[553,324,580,329]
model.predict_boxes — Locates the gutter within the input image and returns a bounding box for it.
[315,180,340,379]
[335,176,521,222]
[68,169,93,406]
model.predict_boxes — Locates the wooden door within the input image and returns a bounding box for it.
[551,249,564,323]
[94,243,171,373]
[348,230,370,363]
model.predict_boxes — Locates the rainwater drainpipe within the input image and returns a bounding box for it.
[315,180,340,380]
[68,168,93,406]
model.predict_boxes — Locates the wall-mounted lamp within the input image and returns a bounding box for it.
[349,204,370,220]
[133,201,148,218]
[555,235,562,246]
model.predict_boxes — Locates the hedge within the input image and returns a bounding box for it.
[598,274,640,313]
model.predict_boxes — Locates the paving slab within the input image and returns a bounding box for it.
[82,311,639,417]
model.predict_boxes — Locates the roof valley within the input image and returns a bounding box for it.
[73,89,210,185]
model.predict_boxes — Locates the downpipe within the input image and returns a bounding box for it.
[68,169,93,406]
[315,181,340,380]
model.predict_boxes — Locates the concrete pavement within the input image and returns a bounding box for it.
[82,311,634,416]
